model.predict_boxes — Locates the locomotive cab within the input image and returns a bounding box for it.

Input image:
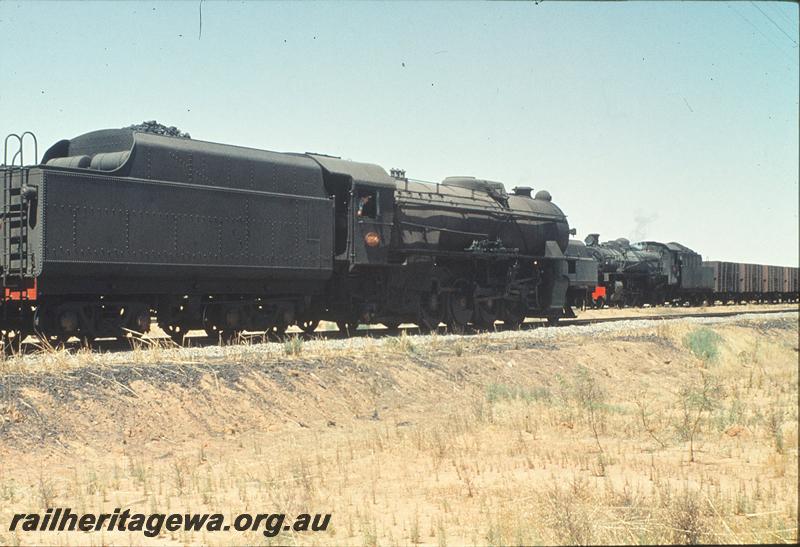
[307,154,396,267]
[350,183,393,266]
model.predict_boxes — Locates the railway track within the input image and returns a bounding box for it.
[7,305,796,356]
[294,306,799,338]
[554,306,798,328]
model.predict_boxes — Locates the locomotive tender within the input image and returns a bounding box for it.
[0,129,577,344]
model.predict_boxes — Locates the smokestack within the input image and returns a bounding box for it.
[390,168,407,181]
[512,186,533,197]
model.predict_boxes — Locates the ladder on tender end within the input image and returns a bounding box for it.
[2,132,38,286]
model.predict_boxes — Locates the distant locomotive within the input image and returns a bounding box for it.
[583,235,713,307]
[584,234,798,307]
[0,128,577,345]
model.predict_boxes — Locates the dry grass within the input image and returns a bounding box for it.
[0,312,797,545]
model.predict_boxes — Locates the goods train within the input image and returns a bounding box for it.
[580,235,798,308]
[1,128,796,349]
[0,128,582,347]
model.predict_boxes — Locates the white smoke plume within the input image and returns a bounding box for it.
[631,210,659,242]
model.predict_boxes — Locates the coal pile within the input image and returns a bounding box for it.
[125,120,191,139]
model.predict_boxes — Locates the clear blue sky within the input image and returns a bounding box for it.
[1,1,797,266]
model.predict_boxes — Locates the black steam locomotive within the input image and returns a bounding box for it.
[583,235,714,307]
[0,128,579,344]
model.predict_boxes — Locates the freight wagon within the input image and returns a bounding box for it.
[704,261,798,303]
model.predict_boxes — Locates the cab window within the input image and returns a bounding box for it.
[356,189,377,219]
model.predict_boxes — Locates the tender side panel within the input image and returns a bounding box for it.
[38,170,333,282]
[681,265,714,290]
[570,257,599,289]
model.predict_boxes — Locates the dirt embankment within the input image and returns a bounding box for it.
[0,312,797,545]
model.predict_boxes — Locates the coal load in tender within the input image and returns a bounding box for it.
[124,120,191,139]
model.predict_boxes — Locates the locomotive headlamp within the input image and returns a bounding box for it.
[364,232,381,247]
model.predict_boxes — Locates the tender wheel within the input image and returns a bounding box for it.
[446,279,473,334]
[546,315,560,326]
[382,321,401,333]
[298,319,320,334]
[202,304,245,343]
[500,300,526,329]
[131,308,152,335]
